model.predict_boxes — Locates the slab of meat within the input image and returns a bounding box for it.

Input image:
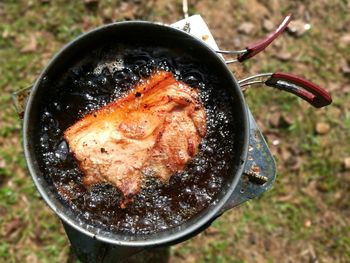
[64,71,206,200]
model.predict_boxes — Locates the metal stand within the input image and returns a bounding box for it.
[62,223,145,262]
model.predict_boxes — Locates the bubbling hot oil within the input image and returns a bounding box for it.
[36,45,236,235]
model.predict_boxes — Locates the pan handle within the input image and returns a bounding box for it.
[239,72,332,108]
[216,14,293,63]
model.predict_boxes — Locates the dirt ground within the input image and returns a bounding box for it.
[0,0,349,262]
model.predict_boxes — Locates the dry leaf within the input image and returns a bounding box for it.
[340,34,350,47]
[269,112,281,128]
[238,22,255,35]
[343,157,350,170]
[287,19,311,37]
[4,218,22,236]
[263,19,274,32]
[341,60,350,77]
[274,51,292,62]
[0,155,6,168]
[316,122,330,135]
[25,253,39,263]
[304,219,312,228]
[20,34,37,53]
[82,17,93,31]
[204,226,219,236]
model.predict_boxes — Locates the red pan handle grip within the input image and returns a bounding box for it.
[237,14,293,62]
[265,72,332,108]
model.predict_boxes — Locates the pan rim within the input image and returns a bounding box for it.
[23,20,249,247]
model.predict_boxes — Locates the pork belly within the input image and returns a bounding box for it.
[64,71,206,199]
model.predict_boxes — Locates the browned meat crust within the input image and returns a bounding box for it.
[64,71,206,200]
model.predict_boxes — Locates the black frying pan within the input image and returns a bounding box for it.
[23,21,331,247]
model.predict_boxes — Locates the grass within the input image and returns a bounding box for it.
[1,0,350,262]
